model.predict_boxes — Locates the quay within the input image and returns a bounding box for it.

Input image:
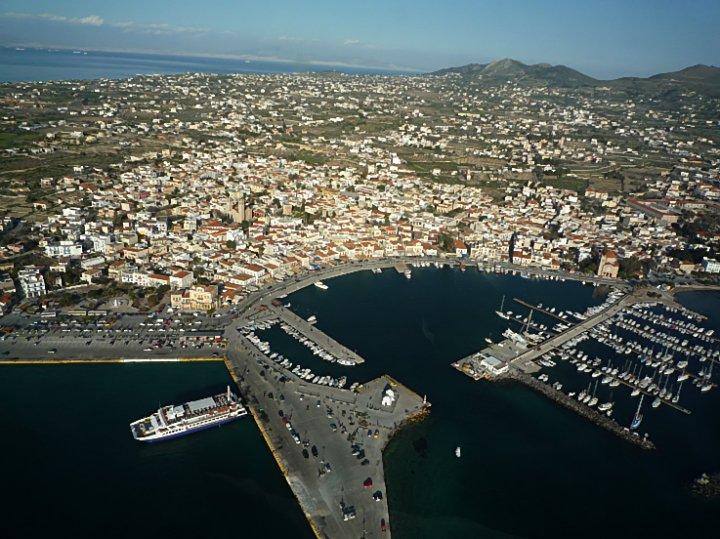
[269,305,365,365]
[225,325,428,539]
[507,371,655,450]
[0,357,222,365]
[236,256,628,320]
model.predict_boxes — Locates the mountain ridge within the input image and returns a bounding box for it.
[429,59,720,95]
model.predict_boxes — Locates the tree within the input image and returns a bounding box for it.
[226,240,237,250]
[619,256,644,279]
[438,233,455,253]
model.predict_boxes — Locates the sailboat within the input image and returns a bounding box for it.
[672,381,683,403]
[631,395,644,430]
[496,295,509,320]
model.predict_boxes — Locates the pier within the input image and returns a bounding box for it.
[225,326,428,539]
[269,305,365,365]
[507,371,655,450]
[512,298,571,322]
[451,286,701,448]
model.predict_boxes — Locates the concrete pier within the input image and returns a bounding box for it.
[270,305,365,365]
[225,326,427,538]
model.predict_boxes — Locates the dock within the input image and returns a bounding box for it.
[507,371,655,450]
[512,298,571,322]
[225,326,428,538]
[269,305,365,365]
[450,287,700,449]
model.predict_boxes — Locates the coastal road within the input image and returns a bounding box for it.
[237,256,628,321]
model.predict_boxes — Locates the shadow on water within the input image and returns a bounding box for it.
[0,363,312,539]
[282,267,720,539]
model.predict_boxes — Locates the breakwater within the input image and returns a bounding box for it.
[507,371,655,450]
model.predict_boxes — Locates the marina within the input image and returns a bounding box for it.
[1,264,720,538]
[454,282,717,448]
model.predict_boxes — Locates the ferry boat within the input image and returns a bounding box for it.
[314,281,329,290]
[130,386,246,442]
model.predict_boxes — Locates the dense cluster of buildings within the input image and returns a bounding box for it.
[1,72,718,311]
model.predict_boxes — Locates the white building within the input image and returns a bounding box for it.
[480,354,509,376]
[703,258,720,274]
[45,240,82,258]
[18,267,46,298]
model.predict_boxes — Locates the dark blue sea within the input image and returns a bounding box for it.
[1,268,719,538]
[0,47,400,83]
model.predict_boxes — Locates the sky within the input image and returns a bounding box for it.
[0,0,719,77]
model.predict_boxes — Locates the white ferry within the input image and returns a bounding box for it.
[130,387,246,442]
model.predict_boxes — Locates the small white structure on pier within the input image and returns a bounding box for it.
[480,354,509,376]
[381,387,396,407]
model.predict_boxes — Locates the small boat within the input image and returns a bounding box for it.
[598,402,614,412]
[313,281,328,290]
[455,446,461,458]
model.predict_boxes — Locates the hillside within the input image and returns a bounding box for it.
[431,58,597,87]
[430,59,720,95]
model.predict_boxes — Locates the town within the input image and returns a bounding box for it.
[0,70,719,318]
[1,67,720,538]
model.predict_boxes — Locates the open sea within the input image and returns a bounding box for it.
[1,267,719,538]
[0,47,399,83]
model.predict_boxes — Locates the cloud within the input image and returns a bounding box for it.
[113,21,209,36]
[76,15,104,26]
[1,11,206,35]
[343,39,360,46]
[3,12,104,26]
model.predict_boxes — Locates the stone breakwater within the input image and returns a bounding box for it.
[506,371,656,450]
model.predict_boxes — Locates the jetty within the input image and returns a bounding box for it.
[508,371,655,450]
[268,305,365,365]
[225,326,428,539]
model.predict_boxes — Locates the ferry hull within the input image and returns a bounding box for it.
[134,414,241,443]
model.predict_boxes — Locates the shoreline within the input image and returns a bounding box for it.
[0,356,223,365]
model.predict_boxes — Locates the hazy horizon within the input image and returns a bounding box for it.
[1,1,719,79]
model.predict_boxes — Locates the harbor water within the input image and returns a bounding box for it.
[2,267,719,538]
[279,267,720,538]
[0,362,312,538]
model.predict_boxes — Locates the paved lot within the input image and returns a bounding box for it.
[226,326,426,539]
